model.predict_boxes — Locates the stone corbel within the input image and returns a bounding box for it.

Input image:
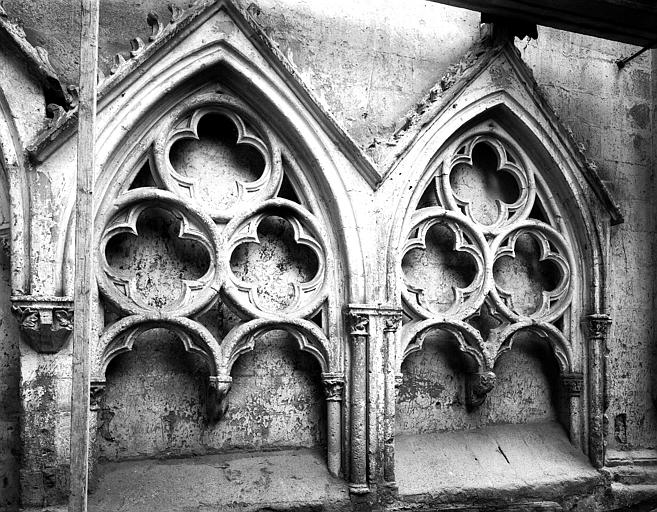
[466,371,496,410]
[207,375,232,423]
[11,296,74,353]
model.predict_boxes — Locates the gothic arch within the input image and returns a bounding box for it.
[57,35,367,308]
[384,55,618,466]
[0,87,30,294]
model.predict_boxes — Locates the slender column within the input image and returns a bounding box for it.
[562,372,584,448]
[322,372,345,477]
[69,0,99,510]
[382,315,401,486]
[347,309,369,494]
[586,313,611,468]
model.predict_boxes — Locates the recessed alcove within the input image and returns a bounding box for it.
[396,331,561,436]
[394,331,592,500]
[90,327,337,510]
[98,328,326,461]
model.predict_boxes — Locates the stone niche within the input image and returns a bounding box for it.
[394,121,580,495]
[89,85,340,501]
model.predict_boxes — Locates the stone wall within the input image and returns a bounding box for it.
[97,329,325,461]
[0,0,655,509]
[519,31,657,453]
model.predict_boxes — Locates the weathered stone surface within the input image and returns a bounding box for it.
[0,0,655,510]
[396,332,560,434]
[98,328,325,461]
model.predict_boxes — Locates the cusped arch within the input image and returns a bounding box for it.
[399,318,486,374]
[95,314,222,381]
[386,92,608,318]
[219,317,331,375]
[490,320,574,374]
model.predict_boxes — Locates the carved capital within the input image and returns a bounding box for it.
[90,381,107,411]
[383,315,403,333]
[394,373,404,390]
[586,314,611,339]
[322,373,345,402]
[207,375,232,423]
[11,296,74,353]
[562,372,584,396]
[466,371,496,410]
[347,312,369,337]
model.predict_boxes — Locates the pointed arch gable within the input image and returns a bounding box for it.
[384,59,615,316]
[0,87,31,295]
[54,28,367,305]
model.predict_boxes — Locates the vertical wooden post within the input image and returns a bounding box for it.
[69,0,99,510]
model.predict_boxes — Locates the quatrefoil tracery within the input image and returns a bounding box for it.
[98,92,333,396]
[401,130,577,402]
[437,134,535,236]
[99,189,221,317]
[489,221,575,323]
[401,208,491,320]
[153,93,283,222]
[224,199,328,320]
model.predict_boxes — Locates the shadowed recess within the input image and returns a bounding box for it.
[396,330,560,436]
[402,223,477,313]
[450,142,520,225]
[493,232,561,316]
[169,113,265,210]
[128,160,157,189]
[99,329,325,461]
[230,215,319,312]
[105,207,211,309]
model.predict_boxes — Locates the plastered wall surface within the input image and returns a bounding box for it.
[0,0,655,510]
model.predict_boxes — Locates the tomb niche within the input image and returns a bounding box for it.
[91,90,344,488]
[393,119,586,495]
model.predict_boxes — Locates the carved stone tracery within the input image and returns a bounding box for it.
[95,86,336,430]
[399,123,577,408]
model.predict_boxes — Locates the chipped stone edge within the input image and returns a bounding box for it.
[373,34,623,225]
[0,5,70,108]
[25,0,381,188]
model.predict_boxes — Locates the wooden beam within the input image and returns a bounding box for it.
[69,0,99,510]
[427,0,657,47]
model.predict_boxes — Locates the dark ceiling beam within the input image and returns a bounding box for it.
[428,0,657,48]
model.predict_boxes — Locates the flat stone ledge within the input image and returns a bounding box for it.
[394,421,603,505]
[87,448,350,512]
